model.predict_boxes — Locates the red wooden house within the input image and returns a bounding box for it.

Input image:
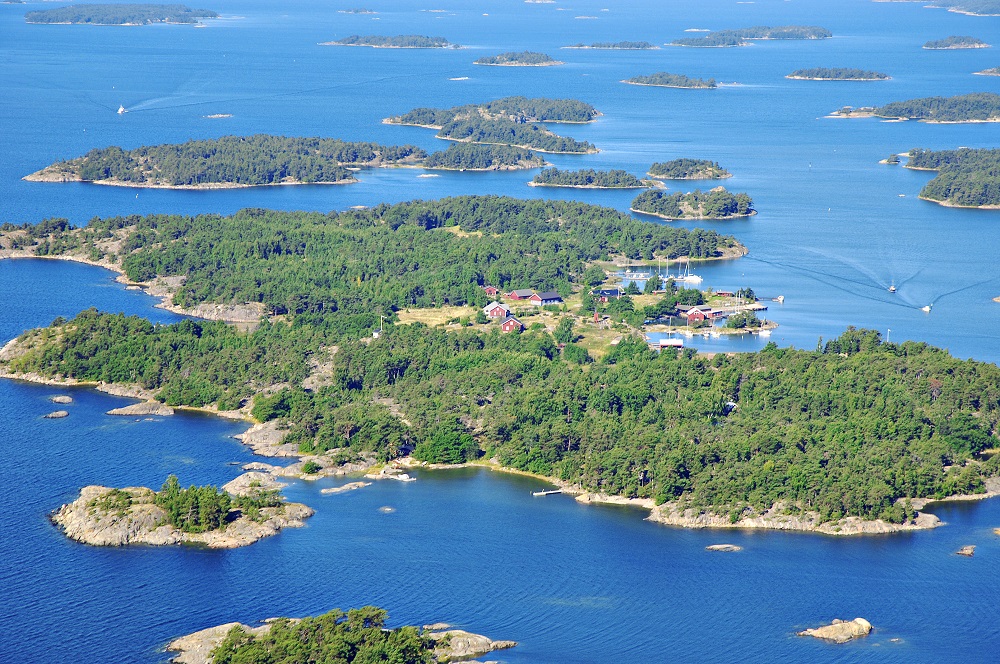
[483,301,511,319]
[507,289,535,300]
[500,316,524,333]
[483,286,500,297]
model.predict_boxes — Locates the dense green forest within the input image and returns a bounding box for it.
[33,135,426,187]
[631,188,754,220]
[941,0,1000,15]
[923,35,989,49]
[648,159,731,180]
[905,147,1000,207]
[423,144,545,170]
[787,67,889,80]
[871,93,1000,122]
[672,26,831,47]
[435,117,596,153]
[474,51,561,65]
[530,168,646,188]
[25,3,217,24]
[322,34,455,48]
[624,73,717,88]
[565,41,655,49]
[211,608,433,664]
[385,97,600,126]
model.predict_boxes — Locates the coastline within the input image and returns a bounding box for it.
[622,80,716,89]
[318,42,458,49]
[916,194,1000,210]
[647,171,732,180]
[473,60,564,66]
[630,207,757,221]
[527,181,651,189]
[23,170,358,189]
[786,75,888,81]
[437,135,599,155]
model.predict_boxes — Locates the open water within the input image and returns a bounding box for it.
[2,0,1000,661]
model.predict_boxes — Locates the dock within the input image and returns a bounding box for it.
[532,489,562,497]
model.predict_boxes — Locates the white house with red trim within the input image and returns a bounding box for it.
[483,301,511,319]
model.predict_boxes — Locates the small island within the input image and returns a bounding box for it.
[564,41,657,50]
[24,135,426,189]
[631,187,754,220]
[623,72,717,89]
[923,35,990,50]
[423,144,545,171]
[167,608,516,664]
[25,3,218,25]
[320,35,457,49]
[529,168,650,189]
[974,67,1000,76]
[51,474,312,548]
[833,92,1000,123]
[337,8,376,14]
[671,25,831,48]
[798,618,872,643]
[787,67,890,81]
[904,147,1000,208]
[648,159,731,180]
[473,50,563,66]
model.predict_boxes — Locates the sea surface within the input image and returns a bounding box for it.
[1,0,1000,661]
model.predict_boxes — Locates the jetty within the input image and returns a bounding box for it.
[532,489,562,496]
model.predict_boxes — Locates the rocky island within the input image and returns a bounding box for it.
[787,67,889,81]
[975,67,1000,76]
[623,72,717,89]
[25,3,218,25]
[671,25,831,47]
[473,50,563,66]
[832,92,1000,123]
[565,40,657,49]
[798,618,872,643]
[923,35,990,50]
[648,159,731,180]
[51,474,312,548]
[631,187,754,220]
[320,35,458,48]
[25,135,426,189]
[167,607,515,664]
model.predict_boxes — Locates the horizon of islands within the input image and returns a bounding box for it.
[8,12,1000,661]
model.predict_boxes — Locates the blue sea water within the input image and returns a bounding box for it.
[2,0,1000,661]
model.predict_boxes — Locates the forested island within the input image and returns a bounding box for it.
[168,608,515,664]
[908,0,1000,15]
[25,136,427,188]
[320,35,457,48]
[974,67,1000,76]
[648,159,731,180]
[423,144,545,171]
[385,97,599,153]
[6,197,1000,533]
[923,35,990,50]
[834,93,1000,122]
[338,8,375,13]
[671,26,831,47]
[631,187,754,220]
[904,147,1000,208]
[25,3,217,25]
[564,41,657,49]
[51,474,312,548]
[473,51,563,66]
[529,168,648,188]
[787,67,889,81]
[623,72,717,89]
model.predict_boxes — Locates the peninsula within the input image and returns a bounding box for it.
[473,51,563,66]
[24,136,426,188]
[385,97,599,154]
[671,25,831,47]
[5,198,1000,535]
[623,72,717,89]
[833,92,1000,122]
[320,35,457,48]
[25,3,218,25]
[631,187,754,220]
[648,159,731,180]
[904,147,1000,208]
[901,0,1000,16]
[167,608,515,664]
[564,41,657,50]
[923,35,990,50]
[529,167,649,188]
[423,144,546,171]
[787,67,890,81]
[51,474,312,548]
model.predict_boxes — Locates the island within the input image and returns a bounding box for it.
[833,92,1000,122]
[529,167,650,188]
[385,97,599,154]
[564,41,658,50]
[975,67,1000,76]
[671,25,831,48]
[923,35,990,50]
[797,618,872,643]
[167,608,515,664]
[787,67,890,81]
[902,0,1000,16]
[423,144,545,171]
[319,35,457,49]
[648,159,731,180]
[25,3,218,25]
[473,50,563,66]
[631,187,754,220]
[51,474,312,548]
[903,147,1000,208]
[623,72,717,89]
[337,8,376,14]
[5,197,1000,536]
[24,136,426,188]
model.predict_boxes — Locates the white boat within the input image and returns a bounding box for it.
[889,283,896,293]
[758,329,772,337]
[921,305,932,313]
[674,260,703,284]
[117,105,126,114]
[389,473,416,482]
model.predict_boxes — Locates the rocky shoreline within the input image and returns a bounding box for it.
[23,167,358,189]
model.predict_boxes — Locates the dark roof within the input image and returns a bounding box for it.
[501,315,523,326]
[534,291,562,300]
[593,288,623,296]
[509,288,535,297]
